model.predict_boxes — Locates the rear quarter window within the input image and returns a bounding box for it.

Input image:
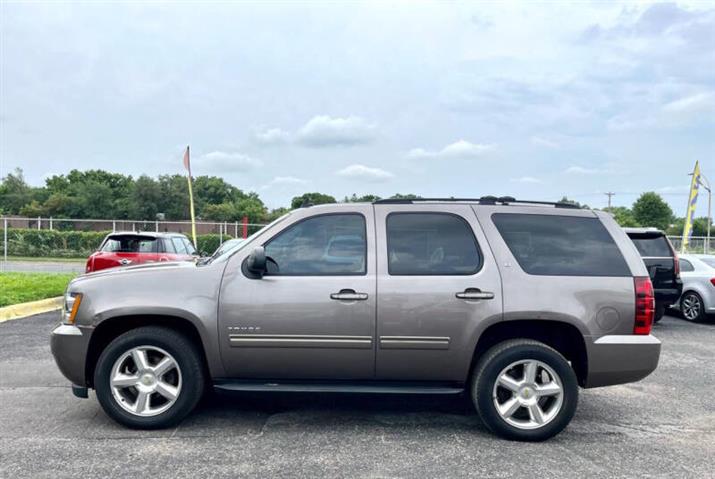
[492,213,631,277]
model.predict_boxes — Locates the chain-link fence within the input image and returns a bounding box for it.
[667,236,714,254]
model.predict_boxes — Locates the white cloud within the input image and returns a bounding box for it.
[564,166,600,175]
[563,162,629,176]
[336,164,394,182]
[530,136,560,149]
[662,92,715,115]
[195,151,263,172]
[296,115,376,147]
[253,127,291,145]
[656,185,690,194]
[510,176,542,184]
[261,176,308,190]
[406,140,495,160]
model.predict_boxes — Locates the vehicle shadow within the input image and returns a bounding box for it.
[186,389,484,433]
[205,389,477,416]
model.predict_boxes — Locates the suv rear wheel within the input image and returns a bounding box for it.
[94,326,205,429]
[471,339,578,441]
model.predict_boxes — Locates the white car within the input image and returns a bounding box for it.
[676,254,715,322]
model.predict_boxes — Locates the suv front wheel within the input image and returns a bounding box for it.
[94,326,205,429]
[472,339,578,441]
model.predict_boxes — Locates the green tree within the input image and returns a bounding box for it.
[603,206,640,227]
[19,200,46,217]
[266,207,290,221]
[667,217,711,237]
[235,195,267,223]
[202,202,237,222]
[389,193,421,200]
[343,193,381,203]
[193,176,239,211]
[157,175,190,220]
[291,192,336,209]
[558,196,589,209]
[632,192,674,230]
[131,175,162,220]
[0,168,33,214]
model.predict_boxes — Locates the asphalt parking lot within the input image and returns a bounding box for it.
[1,312,713,478]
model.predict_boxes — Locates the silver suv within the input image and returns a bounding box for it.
[51,197,661,441]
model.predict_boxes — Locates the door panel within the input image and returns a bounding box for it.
[218,205,376,379]
[374,204,503,382]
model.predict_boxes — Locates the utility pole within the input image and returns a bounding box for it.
[605,192,615,209]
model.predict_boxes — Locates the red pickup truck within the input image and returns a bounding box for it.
[85,232,197,273]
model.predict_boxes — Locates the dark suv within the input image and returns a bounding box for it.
[624,228,683,322]
[51,198,661,441]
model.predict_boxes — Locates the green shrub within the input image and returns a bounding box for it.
[196,234,233,255]
[0,228,233,258]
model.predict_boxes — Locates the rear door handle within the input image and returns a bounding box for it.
[456,288,495,300]
[330,289,369,301]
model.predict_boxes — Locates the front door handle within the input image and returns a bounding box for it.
[330,289,369,301]
[456,288,495,300]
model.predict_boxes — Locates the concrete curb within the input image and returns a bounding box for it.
[0,297,62,323]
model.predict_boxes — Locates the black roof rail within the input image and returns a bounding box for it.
[373,196,581,209]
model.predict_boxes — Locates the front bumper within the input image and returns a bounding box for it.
[584,334,661,388]
[50,323,92,387]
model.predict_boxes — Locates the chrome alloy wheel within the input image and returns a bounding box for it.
[109,346,182,417]
[492,359,564,430]
[682,294,701,321]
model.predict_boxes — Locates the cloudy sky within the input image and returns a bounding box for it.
[1,1,713,214]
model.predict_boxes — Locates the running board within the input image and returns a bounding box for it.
[213,380,464,395]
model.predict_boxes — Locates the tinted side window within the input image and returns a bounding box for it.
[679,259,695,272]
[172,237,188,254]
[163,239,176,253]
[264,214,366,275]
[387,213,481,275]
[630,236,673,257]
[492,213,630,277]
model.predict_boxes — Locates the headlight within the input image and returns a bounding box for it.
[63,292,83,324]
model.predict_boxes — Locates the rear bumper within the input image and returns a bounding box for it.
[584,334,661,388]
[50,323,92,387]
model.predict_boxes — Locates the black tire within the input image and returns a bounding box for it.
[94,326,205,429]
[471,339,578,442]
[680,291,705,323]
[653,302,665,323]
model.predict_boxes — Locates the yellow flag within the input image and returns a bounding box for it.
[681,161,701,253]
[182,146,198,248]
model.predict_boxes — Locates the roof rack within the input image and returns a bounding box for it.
[373,196,581,209]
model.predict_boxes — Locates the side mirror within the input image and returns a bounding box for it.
[246,246,267,277]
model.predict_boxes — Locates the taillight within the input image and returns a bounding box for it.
[634,276,655,335]
[673,253,680,277]
[710,278,715,287]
